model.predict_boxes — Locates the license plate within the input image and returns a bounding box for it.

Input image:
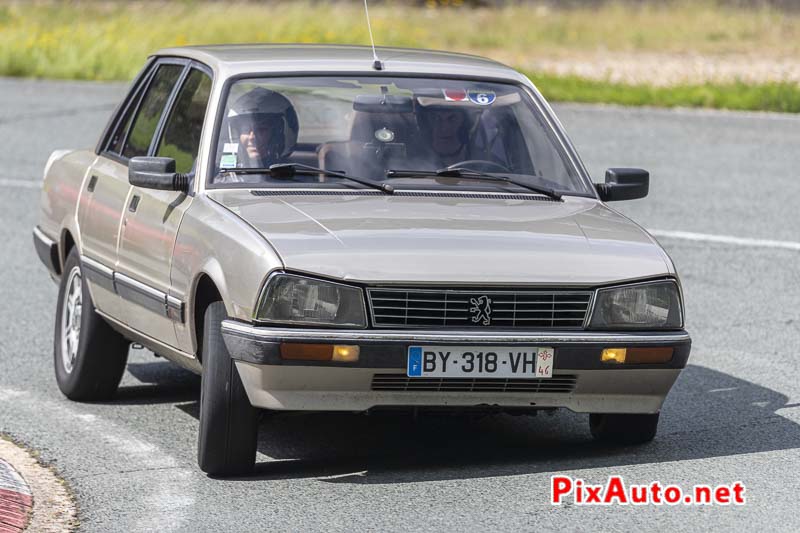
[407,346,554,379]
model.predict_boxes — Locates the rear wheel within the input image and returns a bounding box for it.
[54,249,129,401]
[589,412,659,444]
[197,301,259,476]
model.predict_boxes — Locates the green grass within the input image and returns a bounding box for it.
[527,74,800,113]
[1,1,799,112]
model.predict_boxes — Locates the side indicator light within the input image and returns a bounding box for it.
[601,348,627,364]
[332,345,360,362]
[601,347,674,364]
[279,343,360,363]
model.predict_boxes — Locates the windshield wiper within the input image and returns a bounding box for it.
[222,163,394,194]
[385,167,561,200]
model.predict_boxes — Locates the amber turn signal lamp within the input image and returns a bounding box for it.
[601,347,674,364]
[601,348,627,364]
[279,343,360,362]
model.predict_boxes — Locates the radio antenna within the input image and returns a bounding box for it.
[363,0,383,70]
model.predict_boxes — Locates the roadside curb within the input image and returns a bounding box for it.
[0,437,76,532]
[0,457,32,532]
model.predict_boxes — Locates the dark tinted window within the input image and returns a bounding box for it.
[106,64,154,155]
[156,69,212,173]
[109,90,142,154]
[122,64,183,159]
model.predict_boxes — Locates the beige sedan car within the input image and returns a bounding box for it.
[34,44,690,475]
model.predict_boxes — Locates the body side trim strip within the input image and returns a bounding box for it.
[79,255,185,323]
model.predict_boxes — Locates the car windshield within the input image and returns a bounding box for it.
[210,76,591,195]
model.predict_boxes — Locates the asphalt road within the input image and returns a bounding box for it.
[1,77,799,532]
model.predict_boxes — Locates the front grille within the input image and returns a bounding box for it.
[367,288,592,329]
[371,374,577,393]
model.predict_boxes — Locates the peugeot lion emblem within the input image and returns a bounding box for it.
[469,295,492,326]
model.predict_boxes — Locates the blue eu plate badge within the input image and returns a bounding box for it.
[407,346,423,377]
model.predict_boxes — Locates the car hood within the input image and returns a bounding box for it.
[208,190,672,285]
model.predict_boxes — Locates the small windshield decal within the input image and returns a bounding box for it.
[443,89,468,102]
[223,142,239,153]
[467,90,496,105]
[220,154,237,168]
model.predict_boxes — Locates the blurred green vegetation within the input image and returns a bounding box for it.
[527,73,800,112]
[1,1,798,112]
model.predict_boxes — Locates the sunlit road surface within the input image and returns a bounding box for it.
[1,77,799,532]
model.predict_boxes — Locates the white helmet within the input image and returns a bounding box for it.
[226,87,299,165]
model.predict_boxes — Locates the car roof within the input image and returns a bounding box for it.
[153,44,528,83]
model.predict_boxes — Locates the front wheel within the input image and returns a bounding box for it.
[197,301,259,476]
[54,249,129,401]
[589,412,659,444]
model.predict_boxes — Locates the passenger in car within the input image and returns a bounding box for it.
[418,106,472,168]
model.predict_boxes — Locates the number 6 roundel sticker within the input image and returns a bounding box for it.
[467,90,496,105]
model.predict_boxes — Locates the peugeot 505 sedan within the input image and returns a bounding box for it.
[34,44,690,475]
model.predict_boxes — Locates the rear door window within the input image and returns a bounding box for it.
[155,69,212,173]
[122,64,183,159]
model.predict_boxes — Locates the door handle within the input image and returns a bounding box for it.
[129,195,140,213]
[87,175,98,192]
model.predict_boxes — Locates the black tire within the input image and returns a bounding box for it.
[197,301,259,476]
[54,249,129,401]
[589,412,660,444]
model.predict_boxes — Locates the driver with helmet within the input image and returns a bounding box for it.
[220,87,298,179]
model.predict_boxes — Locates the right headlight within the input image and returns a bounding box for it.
[254,273,367,328]
[589,280,684,330]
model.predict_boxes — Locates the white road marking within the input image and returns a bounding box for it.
[0,385,196,532]
[649,229,800,252]
[0,178,41,189]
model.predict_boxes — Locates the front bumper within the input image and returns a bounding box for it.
[33,226,60,277]
[221,321,691,413]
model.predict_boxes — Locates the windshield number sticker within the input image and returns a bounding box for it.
[468,91,496,105]
[220,154,237,168]
[223,142,239,153]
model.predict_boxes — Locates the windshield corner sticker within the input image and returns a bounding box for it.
[467,90,496,105]
[223,142,239,153]
[443,89,468,102]
[220,154,237,168]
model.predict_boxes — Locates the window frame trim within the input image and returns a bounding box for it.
[95,57,156,162]
[151,63,214,174]
[122,58,188,161]
[205,71,596,197]
[98,56,213,167]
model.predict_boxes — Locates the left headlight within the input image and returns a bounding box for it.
[255,273,367,328]
[589,280,683,330]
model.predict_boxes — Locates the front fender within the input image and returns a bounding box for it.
[170,195,283,354]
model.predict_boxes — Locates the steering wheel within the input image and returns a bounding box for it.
[447,160,511,173]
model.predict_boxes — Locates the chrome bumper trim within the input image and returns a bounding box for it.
[32,226,55,248]
[32,226,60,276]
[221,320,690,344]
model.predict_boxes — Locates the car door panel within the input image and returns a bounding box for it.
[77,156,131,319]
[116,66,211,348]
[117,189,191,345]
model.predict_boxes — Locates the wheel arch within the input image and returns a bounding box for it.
[191,271,225,364]
[59,229,77,274]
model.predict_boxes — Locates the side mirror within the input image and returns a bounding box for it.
[128,157,189,192]
[595,168,649,201]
